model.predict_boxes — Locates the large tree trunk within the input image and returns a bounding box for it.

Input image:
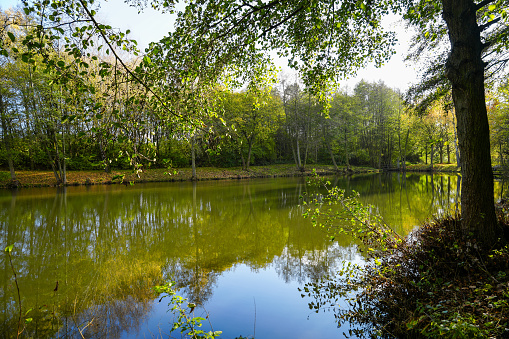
[442,0,498,244]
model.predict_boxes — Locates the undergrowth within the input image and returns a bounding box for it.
[302,176,509,338]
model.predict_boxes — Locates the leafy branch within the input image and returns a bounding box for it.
[302,172,402,255]
[154,281,222,339]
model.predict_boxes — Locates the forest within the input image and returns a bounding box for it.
[3,6,509,185]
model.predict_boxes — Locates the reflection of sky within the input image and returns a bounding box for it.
[126,241,365,338]
[140,264,359,339]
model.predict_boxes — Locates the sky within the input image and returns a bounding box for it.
[1,0,421,92]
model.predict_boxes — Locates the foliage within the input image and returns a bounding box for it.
[154,282,222,339]
[303,173,403,251]
[302,176,509,338]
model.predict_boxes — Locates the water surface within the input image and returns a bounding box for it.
[1,172,497,338]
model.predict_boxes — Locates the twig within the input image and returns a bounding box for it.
[6,247,23,339]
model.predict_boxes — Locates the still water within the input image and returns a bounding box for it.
[0,173,504,338]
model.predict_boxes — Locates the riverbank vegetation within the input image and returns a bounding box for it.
[0,164,377,188]
[0,7,477,187]
[304,178,509,338]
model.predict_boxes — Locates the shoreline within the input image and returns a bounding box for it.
[0,163,471,189]
[0,164,378,189]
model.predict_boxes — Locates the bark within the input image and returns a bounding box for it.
[191,134,197,180]
[296,138,302,170]
[452,114,461,167]
[500,142,504,166]
[442,0,499,243]
[327,141,339,171]
[344,126,350,169]
[246,135,254,169]
[430,144,434,170]
[403,128,410,171]
[0,95,16,180]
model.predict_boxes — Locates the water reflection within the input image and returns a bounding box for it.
[0,173,495,338]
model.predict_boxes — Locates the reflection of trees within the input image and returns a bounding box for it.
[58,295,153,339]
[0,174,469,336]
[273,244,360,284]
[337,173,461,234]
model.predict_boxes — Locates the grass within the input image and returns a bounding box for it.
[0,164,377,188]
[406,163,460,172]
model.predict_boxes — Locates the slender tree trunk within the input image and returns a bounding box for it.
[0,95,16,180]
[500,142,504,166]
[191,133,197,180]
[403,129,409,172]
[344,126,350,169]
[246,136,254,169]
[99,136,110,173]
[326,141,339,171]
[240,147,246,170]
[442,0,498,243]
[430,144,434,171]
[447,142,451,164]
[296,138,302,171]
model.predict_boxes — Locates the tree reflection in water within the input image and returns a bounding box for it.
[1,174,501,337]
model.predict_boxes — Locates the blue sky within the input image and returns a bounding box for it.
[1,0,420,91]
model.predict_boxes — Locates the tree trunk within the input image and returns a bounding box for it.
[325,138,338,171]
[0,95,16,180]
[403,128,410,172]
[344,126,350,169]
[447,142,451,164]
[191,134,197,180]
[499,142,504,166]
[246,136,254,170]
[452,114,461,167]
[425,144,428,165]
[442,0,498,243]
[430,143,434,171]
[296,138,302,171]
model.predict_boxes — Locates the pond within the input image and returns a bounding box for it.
[0,172,505,338]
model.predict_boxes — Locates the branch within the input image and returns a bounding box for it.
[76,0,188,123]
[214,0,282,41]
[476,0,497,11]
[479,16,501,32]
[482,24,509,51]
[258,4,304,39]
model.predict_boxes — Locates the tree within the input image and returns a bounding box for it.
[404,0,509,243]
[220,88,282,170]
[11,0,508,243]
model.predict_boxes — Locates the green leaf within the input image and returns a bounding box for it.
[5,244,13,253]
[7,32,15,42]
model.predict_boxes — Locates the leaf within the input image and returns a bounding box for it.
[7,32,15,42]
[5,244,13,253]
